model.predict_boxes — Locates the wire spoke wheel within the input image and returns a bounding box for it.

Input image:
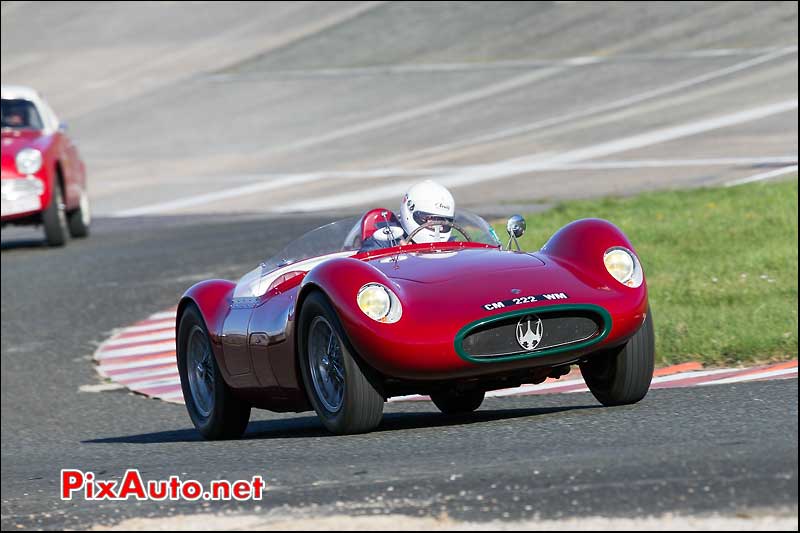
[298,291,384,434]
[187,325,215,418]
[308,316,345,413]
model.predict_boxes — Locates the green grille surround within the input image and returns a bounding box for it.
[454,304,612,364]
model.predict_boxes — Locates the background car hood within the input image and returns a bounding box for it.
[366,247,546,284]
[1,130,49,172]
[2,129,45,153]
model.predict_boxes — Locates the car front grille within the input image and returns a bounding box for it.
[460,309,605,359]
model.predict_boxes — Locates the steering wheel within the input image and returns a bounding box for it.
[402,220,472,245]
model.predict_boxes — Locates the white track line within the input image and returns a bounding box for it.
[724,164,798,187]
[543,156,797,170]
[96,341,176,360]
[152,392,183,401]
[104,330,176,347]
[115,173,329,217]
[125,377,182,390]
[214,47,796,78]
[389,368,741,402]
[650,368,737,383]
[377,47,798,166]
[113,168,459,217]
[698,367,798,386]
[216,58,594,78]
[278,99,799,212]
[132,156,799,191]
[159,390,186,401]
[148,311,177,321]
[254,67,568,157]
[115,48,797,217]
[97,356,177,373]
[115,67,573,217]
[489,377,584,397]
[497,368,737,394]
[116,320,175,334]
[108,366,179,382]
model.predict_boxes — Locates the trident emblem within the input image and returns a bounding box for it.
[516,316,543,351]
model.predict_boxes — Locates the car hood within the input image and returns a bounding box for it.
[1,129,45,154]
[1,130,49,173]
[366,247,546,284]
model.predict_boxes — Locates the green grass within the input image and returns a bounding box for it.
[496,178,798,367]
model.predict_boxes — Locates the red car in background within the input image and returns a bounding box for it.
[1,85,90,246]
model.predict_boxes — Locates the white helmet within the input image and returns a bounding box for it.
[399,180,455,244]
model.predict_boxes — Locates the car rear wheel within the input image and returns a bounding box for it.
[177,304,251,440]
[431,390,485,414]
[298,291,384,435]
[67,190,90,238]
[580,309,655,406]
[42,182,69,247]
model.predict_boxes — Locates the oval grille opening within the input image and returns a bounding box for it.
[461,310,603,359]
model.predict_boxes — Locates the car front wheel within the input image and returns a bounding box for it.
[177,304,251,440]
[42,182,69,246]
[580,309,655,406]
[67,190,90,238]
[298,291,384,435]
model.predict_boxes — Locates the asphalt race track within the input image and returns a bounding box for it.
[1,2,798,529]
[2,218,798,529]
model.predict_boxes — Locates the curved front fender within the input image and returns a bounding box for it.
[541,218,648,343]
[177,279,235,341]
[298,257,399,333]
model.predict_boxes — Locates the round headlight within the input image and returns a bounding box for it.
[15,148,43,175]
[603,247,643,288]
[357,283,402,323]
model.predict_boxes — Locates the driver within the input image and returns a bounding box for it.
[358,180,456,250]
[2,108,26,128]
[399,180,455,244]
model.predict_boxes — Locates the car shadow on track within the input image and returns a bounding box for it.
[1,238,48,250]
[83,404,600,444]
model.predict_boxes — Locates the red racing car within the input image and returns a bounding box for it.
[1,85,90,246]
[177,209,654,437]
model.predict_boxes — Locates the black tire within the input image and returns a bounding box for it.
[42,182,69,247]
[580,309,655,406]
[298,291,384,435]
[177,304,251,440]
[67,191,90,238]
[431,390,485,414]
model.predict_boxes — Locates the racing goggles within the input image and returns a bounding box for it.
[412,211,454,227]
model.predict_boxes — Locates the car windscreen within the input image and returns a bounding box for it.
[1,99,44,130]
[261,209,500,269]
[233,210,502,299]
[259,217,363,274]
[232,217,362,299]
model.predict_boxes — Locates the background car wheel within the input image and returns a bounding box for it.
[67,190,90,238]
[580,309,655,406]
[298,291,384,435]
[431,390,485,414]
[177,304,251,440]
[42,182,69,247]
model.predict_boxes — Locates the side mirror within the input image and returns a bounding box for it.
[506,215,526,251]
[506,215,526,238]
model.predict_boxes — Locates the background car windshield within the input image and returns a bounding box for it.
[1,99,44,130]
